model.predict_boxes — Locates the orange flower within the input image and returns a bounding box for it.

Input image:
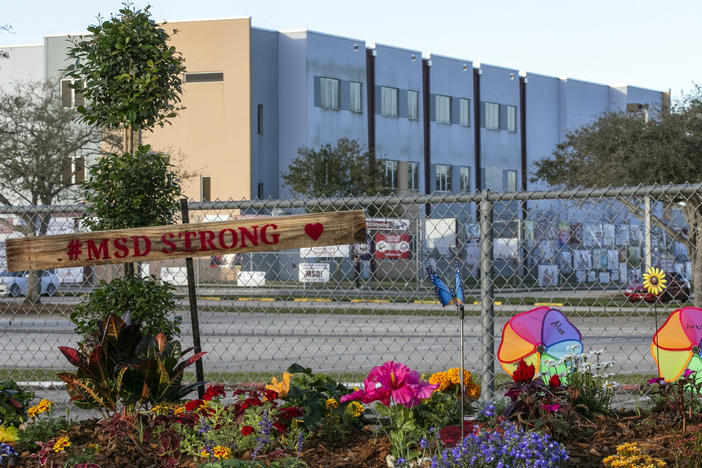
[265,372,292,397]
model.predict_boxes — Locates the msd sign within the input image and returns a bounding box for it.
[375,233,410,259]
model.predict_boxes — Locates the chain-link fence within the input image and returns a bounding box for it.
[0,183,700,403]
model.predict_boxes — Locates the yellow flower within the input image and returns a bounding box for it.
[325,398,339,410]
[173,406,185,415]
[345,401,364,418]
[602,442,666,468]
[212,445,232,460]
[200,448,210,458]
[0,426,18,443]
[643,267,667,296]
[28,398,54,419]
[53,436,71,453]
[429,371,450,392]
[265,372,292,397]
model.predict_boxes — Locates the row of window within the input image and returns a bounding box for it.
[381,160,518,193]
[318,77,516,132]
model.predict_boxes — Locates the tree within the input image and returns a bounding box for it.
[282,138,387,198]
[65,3,185,154]
[66,2,185,277]
[0,80,111,303]
[532,85,702,306]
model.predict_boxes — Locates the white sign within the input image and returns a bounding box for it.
[161,267,188,286]
[425,218,456,256]
[298,263,330,283]
[494,238,519,259]
[366,218,410,231]
[300,245,350,258]
[238,271,266,287]
[538,265,559,287]
[56,267,83,284]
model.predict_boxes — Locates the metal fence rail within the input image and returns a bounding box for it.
[1,183,700,403]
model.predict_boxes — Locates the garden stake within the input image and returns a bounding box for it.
[180,198,205,399]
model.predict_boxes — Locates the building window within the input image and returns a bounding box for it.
[382,159,399,190]
[408,90,419,120]
[381,86,398,117]
[408,162,419,191]
[435,95,450,124]
[60,79,84,108]
[201,176,211,202]
[320,77,340,110]
[459,98,470,127]
[185,72,224,83]
[257,183,264,199]
[349,81,362,113]
[507,105,517,132]
[435,165,452,192]
[459,167,470,192]
[257,104,263,135]
[485,102,499,130]
[504,170,517,192]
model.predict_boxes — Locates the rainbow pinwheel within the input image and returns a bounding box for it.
[651,306,702,382]
[498,307,583,377]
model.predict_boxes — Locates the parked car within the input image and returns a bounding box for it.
[624,271,690,302]
[0,270,59,297]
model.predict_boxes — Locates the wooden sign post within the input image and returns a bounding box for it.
[7,208,366,397]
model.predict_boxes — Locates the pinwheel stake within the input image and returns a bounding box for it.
[644,267,667,370]
[426,266,467,439]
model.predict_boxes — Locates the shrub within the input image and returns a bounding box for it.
[71,276,181,339]
[0,380,33,427]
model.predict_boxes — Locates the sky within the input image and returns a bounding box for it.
[2,0,701,100]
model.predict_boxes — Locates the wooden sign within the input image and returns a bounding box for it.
[6,210,366,271]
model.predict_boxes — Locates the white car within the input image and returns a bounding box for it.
[0,270,60,297]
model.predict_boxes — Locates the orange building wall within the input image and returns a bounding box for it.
[145,18,252,202]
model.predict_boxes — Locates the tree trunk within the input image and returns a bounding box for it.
[24,271,41,304]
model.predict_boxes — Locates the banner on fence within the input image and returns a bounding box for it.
[366,218,410,231]
[375,233,410,259]
[298,263,330,283]
[300,245,350,258]
[6,210,366,271]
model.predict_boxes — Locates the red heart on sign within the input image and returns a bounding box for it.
[305,223,324,241]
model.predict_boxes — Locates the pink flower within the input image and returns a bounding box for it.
[340,361,438,408]
[647,377,665,384]
[541,403,561,412]
[683,368,694,379]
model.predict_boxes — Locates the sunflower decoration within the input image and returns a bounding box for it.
[643,267,667,296]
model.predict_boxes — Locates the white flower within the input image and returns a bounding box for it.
[566,344,580,351]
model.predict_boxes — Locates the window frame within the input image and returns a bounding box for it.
[485,102,500,130]
[349,81,362,113]
[504,170,518,192]
[382,159,399,190]
[459,98,470,127]
[408,162,419,191]
[459,166,470,192]
[507,105,517,132]
[407,90,419,121]
[381,86,399,118]
[60,79,84,108]
[320,77,340,110]
[435,164,452,192]
[435,94,451,124]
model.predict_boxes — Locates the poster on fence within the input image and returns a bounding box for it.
[603,224,615,246]
[570,223,582,245]
[599,271,611,284]
[523,221,535,249]
[366,218,410,231]
[300,245,350,258]
[465,244,479,277]
[298,263,330,283]
[425,218,456,256]
[575,270,587,283]
[375,233,410,259]
[573,250,592,270]
[558,221,570,247]
[629,225,643,245]
[615,225,630,246]
[494,238,519,259]
[161,267,188,286]
[538,265,559,287]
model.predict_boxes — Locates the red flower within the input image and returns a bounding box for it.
[241,425,255,436]
[184,399,203,412]
[273,422,287,433]
[241,398,264,411]
[263,389,279,402]
[512,359,535,383]
[203,384,225,401]
[439,421,475,447]
[548,374,561,388]
[280,406,304,419]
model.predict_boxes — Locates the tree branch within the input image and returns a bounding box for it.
[616,196,690,249]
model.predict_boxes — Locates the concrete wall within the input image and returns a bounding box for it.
[0,45,43,87]
[374,44,423,191]
[145,18,252,202]
[251,28,279,200]
[428,54,474,193]
[277,31,308,198]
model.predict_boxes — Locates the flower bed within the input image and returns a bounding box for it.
[1,318,701,467]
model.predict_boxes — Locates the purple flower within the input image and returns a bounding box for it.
[541,403,561,412]
[647,376,665,384]
[683,368,694,378]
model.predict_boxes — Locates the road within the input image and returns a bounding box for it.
[0,301,660,381]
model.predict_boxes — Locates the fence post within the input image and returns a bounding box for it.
[479,192,495,400]
[645,196,652,271]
